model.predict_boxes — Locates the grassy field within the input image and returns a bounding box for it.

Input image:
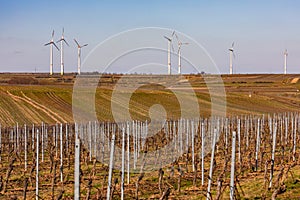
[0,73,299,126]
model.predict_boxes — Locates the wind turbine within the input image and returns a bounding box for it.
[284,49,288,74]
[74,39,88,75]
[229,42,235,74]
[57,28,69,75]
[44,30,59,75]
[163,31,175,75]
[175,34,189,74]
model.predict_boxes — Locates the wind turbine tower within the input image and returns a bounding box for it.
[164,31,175,75]
[175,34,189,74]
[229,42,235,74]
[284,49,288,74]
[44,30,59,75]
[74,39,88,75]
[57,28,69,75]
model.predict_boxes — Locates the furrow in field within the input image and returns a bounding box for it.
[0,91,45,125]
[20,91,69,123]
[46,91,71,109]
[7,91,65,123]
[25,91,73,122]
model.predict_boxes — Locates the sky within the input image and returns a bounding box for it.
[0,0,300,74]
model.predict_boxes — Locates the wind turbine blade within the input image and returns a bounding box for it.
[56,39,63,43]
[175,33,179,42]
[63,39,69,46]
[74,39,80,47]
[52,30,54,38]
[232,42,234,47]
[164,36,171,41]
[44,42,51,46]
[82,44,88,47]
[171,31,175,37]
[53,43,60,51]
[171,43,175,52]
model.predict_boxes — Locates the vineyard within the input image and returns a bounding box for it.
[0,73,299,199]
[0,113,300,199]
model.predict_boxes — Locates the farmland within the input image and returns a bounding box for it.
[0,73,299,125]
[0,73,299,199]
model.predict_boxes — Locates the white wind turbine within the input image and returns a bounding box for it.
[284,49,288,74]
[44,30,59,75]
[175,34,189,74]
[229,42,235,74]
[164,31,175,75]
[74,39,88,75]
[57,28,69,75]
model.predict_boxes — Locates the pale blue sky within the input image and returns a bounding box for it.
[0,1,300,73]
